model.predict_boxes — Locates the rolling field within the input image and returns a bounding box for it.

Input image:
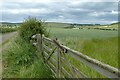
[47,27,118,78]
[46,22,69,28]
[2,21,118,78]
[48,27,118,40]
[47,27,118,67]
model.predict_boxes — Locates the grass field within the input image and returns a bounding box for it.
[46,22,69,28]
[48,27,118,40]
[46,27,118,78]
[48,27,118,67]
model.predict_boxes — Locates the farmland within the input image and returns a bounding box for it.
[46,22,118,68]
[48,27,118,40]
[2,21,119,78]
[44,23,118,78]
[48,24,118,67]
[2,0,119,78]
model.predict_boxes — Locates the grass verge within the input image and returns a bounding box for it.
[2,35,53,78]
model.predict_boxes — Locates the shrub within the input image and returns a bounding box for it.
[19,17,48,42]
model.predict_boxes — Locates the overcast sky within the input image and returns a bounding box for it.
[1,0,119,24]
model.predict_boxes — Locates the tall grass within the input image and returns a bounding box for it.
[2,35,52,78]
[80,37,118,68]
[17,57,52,78]
[48,27,118,68]
[47,27,118,77]
[61,37,118,68]
[60,37,118,78]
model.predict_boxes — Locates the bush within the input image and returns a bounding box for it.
[3,17,52,78]
[19,17,48,42]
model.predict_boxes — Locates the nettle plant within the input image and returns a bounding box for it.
[19,17,48,42]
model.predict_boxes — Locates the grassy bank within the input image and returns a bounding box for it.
[2,35,52,78]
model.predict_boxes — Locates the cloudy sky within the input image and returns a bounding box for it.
[1,0,119,24]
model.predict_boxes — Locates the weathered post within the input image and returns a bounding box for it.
[54,38,61,78]
[36,34,45,61]
[56,46,59,78]
[36,34,42,51]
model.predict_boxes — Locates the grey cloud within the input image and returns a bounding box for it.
[68,2,118,11]
[1,2,118,24]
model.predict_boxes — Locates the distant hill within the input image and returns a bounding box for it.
[1,21,119,28]
[46,22,102,28]
[0,22,70,28]
[0,22,21,25]
[46,22,70,27]
[111,22,120,25]
[109,22,119,28]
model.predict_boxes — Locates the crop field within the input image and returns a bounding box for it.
[46,27,118,77]
[47,27,118,67]
[48,27,118,40]
[48,27,118,67]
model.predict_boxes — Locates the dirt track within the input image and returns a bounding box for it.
[0,32,17,44]
[0,32,17,79]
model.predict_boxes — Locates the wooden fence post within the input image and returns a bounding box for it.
[36,34,42,51]
[55,39,61,78]
[37,34,45,61]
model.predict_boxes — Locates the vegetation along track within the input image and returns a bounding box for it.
[0,31,17,79]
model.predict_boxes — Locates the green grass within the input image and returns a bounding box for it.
[2,35,52,78]
[15,56,52,78]
[2,26,118,78]
[46,22,69,28]
[63,37,118,78]
[80,37,118,67]
[48,27,118,40]
[46,27,118,78]
[48,28,118,67]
